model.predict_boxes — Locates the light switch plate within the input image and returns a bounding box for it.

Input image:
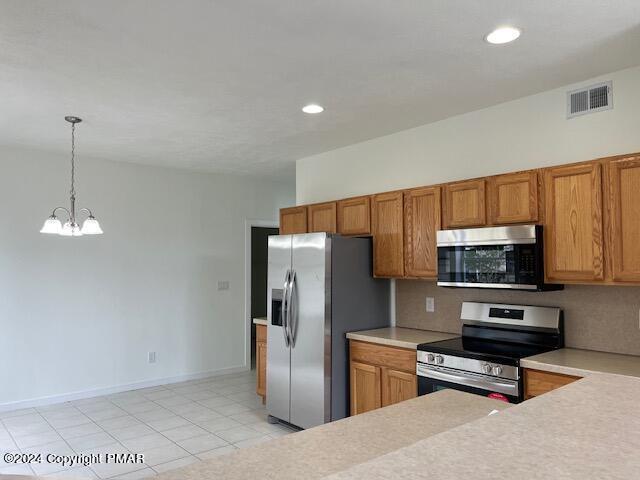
[148,351,156,364]
[218,281,230,291]
[426,297,435,313]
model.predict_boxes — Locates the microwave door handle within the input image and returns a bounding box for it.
[282,270,290,347]
[287,270,297,347]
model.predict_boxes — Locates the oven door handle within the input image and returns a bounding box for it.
[418,365,519,396]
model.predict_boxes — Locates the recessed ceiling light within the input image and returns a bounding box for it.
[302,104,324,114]
[485,27,521,45]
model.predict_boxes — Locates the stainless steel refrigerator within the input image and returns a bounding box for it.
[267,232,389,429]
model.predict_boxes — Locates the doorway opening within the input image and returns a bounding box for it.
[250,226,279,369]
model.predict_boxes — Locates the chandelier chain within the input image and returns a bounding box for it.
[70,122,76,197]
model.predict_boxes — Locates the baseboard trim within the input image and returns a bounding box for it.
[0,364,251,413]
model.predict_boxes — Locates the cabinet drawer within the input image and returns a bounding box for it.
[524,369,580,399]
[256,324,267,343]
[349,340,415,373]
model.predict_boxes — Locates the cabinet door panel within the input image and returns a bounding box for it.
[350,361,381,415]
[381,368,417,407]
[488,172,539,224]
[372,192,404,277]
[280,207,308,234]
[404,187,441,277]
[443,179,486,228]
[256,341,267,398]
[608,156,640,282]
[544,163,603,281]
[337,196,371,235]
[308,202,337,233]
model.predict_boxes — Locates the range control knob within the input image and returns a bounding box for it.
[435,355,444,365]
[426,353,435,364]
[482,364,492,374]
[493,365,503,376]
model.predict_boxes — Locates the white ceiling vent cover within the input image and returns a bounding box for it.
[567,81,613,118]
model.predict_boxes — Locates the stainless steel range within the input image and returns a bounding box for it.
[417,302,564,403]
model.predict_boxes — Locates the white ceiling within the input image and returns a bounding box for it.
[2,1,640,178]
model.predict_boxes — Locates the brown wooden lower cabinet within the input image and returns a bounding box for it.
[350,361,381,415]
[349,340,417,415]
[524,368,580,400]
[256,324,267,403]
[381,367,417,407]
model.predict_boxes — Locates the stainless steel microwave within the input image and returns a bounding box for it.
[436,225,562,291]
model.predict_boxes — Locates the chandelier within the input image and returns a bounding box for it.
[40,116,103,237]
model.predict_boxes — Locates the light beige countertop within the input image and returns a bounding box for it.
[252,317,267,326]
[345,327,458,350]
[158,391,508,480]
[521,347,640,378]
[323,374,640,480]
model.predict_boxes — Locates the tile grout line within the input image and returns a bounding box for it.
[0,415,36,476]
[2,371,267,479]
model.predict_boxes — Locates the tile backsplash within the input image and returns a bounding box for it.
[396,280,640,356]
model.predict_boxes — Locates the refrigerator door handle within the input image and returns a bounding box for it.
[288,270,297,347]
[282,269,291,347]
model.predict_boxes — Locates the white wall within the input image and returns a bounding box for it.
[296,65,640,203]
[0,148,294,408]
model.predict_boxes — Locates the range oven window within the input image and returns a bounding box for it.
[438,244,536,285]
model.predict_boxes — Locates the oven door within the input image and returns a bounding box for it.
[417,364,521,403]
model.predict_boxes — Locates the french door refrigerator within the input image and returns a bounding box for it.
[267,232,389,429]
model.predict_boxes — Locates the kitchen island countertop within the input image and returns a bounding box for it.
[521,347,640,378]
[158,390,508,480]
[323,374,640,480]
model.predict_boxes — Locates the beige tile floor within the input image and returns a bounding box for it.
[0,370,295,479]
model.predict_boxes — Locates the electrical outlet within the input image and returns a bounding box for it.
[217,280,230,291]
[425,297,435,313]
[148,351,156,364]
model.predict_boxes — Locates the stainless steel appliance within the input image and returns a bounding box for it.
[267,233,389,429]
[436,224,562,291]
[417,302,564,403]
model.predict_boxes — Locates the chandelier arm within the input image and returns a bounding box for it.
[52,206,71,220]
[79,207,94,218]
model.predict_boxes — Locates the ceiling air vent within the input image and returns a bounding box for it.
[567,81,612,118]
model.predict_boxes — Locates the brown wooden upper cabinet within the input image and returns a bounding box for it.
[544,163,604,282]
[404,187,441,278]
[307,202,337,233]
[337,196,371,236]
[371,191,404,277]
[443,179,486,228]
[488,171,539,225]
[607,155,640,282]
[279,206,308,235]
